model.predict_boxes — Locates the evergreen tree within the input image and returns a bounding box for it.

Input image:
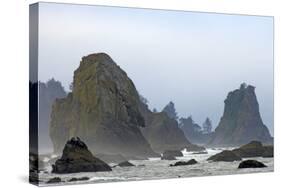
[162,101,178,120]
[202,117,212,134]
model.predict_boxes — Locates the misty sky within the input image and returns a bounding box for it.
[38,3,274,134]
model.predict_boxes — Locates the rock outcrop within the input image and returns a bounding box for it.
[238,160,267,168]
[232,141,273,158]
[50,53,157,158]
[170,159,198,167]
[52,137,112,173]
[208,84,273,147]
[139,102,190,153]
[207,150,242,162]
[39,79,67,153]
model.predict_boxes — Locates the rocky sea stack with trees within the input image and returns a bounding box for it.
[33,52,273,185]
[208,83,273,147]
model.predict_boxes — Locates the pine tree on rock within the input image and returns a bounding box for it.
[162,101,178,120]
[202,117,212,134]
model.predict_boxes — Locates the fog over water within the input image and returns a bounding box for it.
[38,3,274,134]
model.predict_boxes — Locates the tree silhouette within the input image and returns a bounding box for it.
[162,101,178,120]
[202,117,212,134]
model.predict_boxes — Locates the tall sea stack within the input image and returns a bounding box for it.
[209,83,272,147]
[50,53,157,158]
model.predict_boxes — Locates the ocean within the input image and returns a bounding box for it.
[38,148,274,186]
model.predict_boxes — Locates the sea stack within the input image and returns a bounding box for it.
[50,53,157,158]
[139,101,190,153]
[209,83,272,147]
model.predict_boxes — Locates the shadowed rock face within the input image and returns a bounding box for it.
[50,53,157,158]
[209,84,272,147]
[52,137,112,173]
[139,102,190,153]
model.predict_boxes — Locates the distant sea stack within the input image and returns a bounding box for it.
[39,79,67,153]
[139,101,190,152]
[209,83,273,147]
[50,53,157,158]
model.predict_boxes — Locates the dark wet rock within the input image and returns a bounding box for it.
[170,159,198,167]
[52,137,112,174]
[185,144,206,152]
[207,150,242,162]
[50,53,157,158]
[208,84,273,147]
[68,177,90,182]
[116,161,135,167]
[47,177,62,184]
[238,160,267,168]
[232,141,273,158]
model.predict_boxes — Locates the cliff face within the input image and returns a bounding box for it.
[39,79,67,153]
[140,102,190,152]
[50,53,157,158]
[209,84,272,147]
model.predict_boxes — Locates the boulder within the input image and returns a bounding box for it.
[52,137,112,174]
[207,150,242,162]
[170,159,198,167]
[238,160,267,168]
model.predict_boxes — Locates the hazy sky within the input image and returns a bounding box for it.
[38,3,274,134]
